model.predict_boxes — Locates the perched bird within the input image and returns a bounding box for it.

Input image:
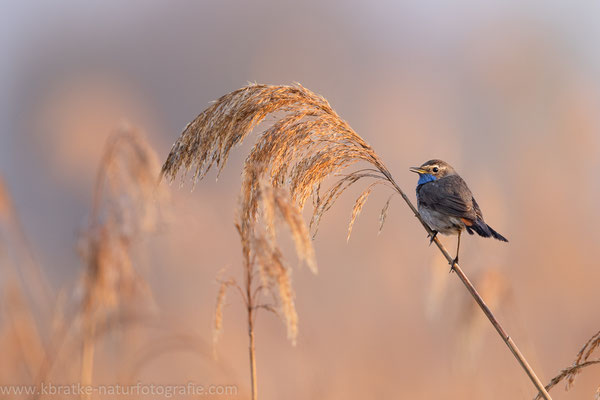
[409,159,507,268]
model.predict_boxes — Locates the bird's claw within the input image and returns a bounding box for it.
[449,257,458,273]
[428,231,438,245]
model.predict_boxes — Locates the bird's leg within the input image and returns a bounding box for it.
[428,230,438,245]
[450,230,461,273]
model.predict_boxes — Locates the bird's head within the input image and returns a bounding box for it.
[409,159,456,185]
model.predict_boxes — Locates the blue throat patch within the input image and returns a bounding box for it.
[418,174,437,185]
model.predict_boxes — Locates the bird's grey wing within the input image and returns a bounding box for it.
[471,196,484,220]
[418,175,478,219]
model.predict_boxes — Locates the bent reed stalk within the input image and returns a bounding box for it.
[161,83,551,400]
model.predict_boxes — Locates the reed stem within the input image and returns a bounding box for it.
[244,239,258,400]
[382,170,552,400]
[80,314,96,400]
[247,305,258,400]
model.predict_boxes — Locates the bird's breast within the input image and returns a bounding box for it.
[418,205,464,235]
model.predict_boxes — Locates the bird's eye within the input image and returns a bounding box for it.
[432,167,439,173]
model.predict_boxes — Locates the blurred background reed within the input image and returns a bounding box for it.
[1,1,599,399]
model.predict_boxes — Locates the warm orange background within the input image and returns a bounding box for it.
[1,1,599,399]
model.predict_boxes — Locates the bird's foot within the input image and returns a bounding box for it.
[449,256,458,273]
[428,231,438,245]
[448,256,458,274]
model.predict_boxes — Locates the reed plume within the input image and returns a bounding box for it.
[77,124,165,397]
[162,83,552,399]
[534,329,600,400]
[161,84,392,238]
[211,180,316,400]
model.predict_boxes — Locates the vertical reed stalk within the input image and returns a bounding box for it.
[80,314,96,400]
[245,245,258,400]
[247,302,258,400]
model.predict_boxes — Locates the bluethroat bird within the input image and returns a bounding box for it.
[410,159,508,269]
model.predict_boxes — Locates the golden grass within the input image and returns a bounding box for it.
[254,184,312,342]
[77,124,165,397]
[161,84,390,400]
[80,124,163,328]
[0,82,595,400]
[535,329,600,399]
[0,177,51,386]
[0,284,46,382]
[161,83,556,399]
[0,176,53,314]
[161,87,393,392]
[574,329,600,370]
[536,361,600,399]
[210,180,316,398]
[212,276,233,354]
[0,124,215,399]
[161,84,393,240]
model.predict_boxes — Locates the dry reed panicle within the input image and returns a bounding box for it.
[213,280,229,349]
[161,84,395,240]
[574,330,600,369]
[259,182,316,273]
[80,123,165,319]
[534,329,600,400]
[77,124,166,394]
[161,85,388,379]
[208,180,316,400]
[213,181,316,349]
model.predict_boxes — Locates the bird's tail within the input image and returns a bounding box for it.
[466,220,508,242]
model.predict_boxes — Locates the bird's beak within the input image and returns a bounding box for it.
[409,167,426,174]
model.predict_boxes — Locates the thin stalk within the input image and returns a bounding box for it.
[381,169,552,400]
[247,305,258,400]
[32,304,81,400]
[244,246,258,400]
[80,313,96,400]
